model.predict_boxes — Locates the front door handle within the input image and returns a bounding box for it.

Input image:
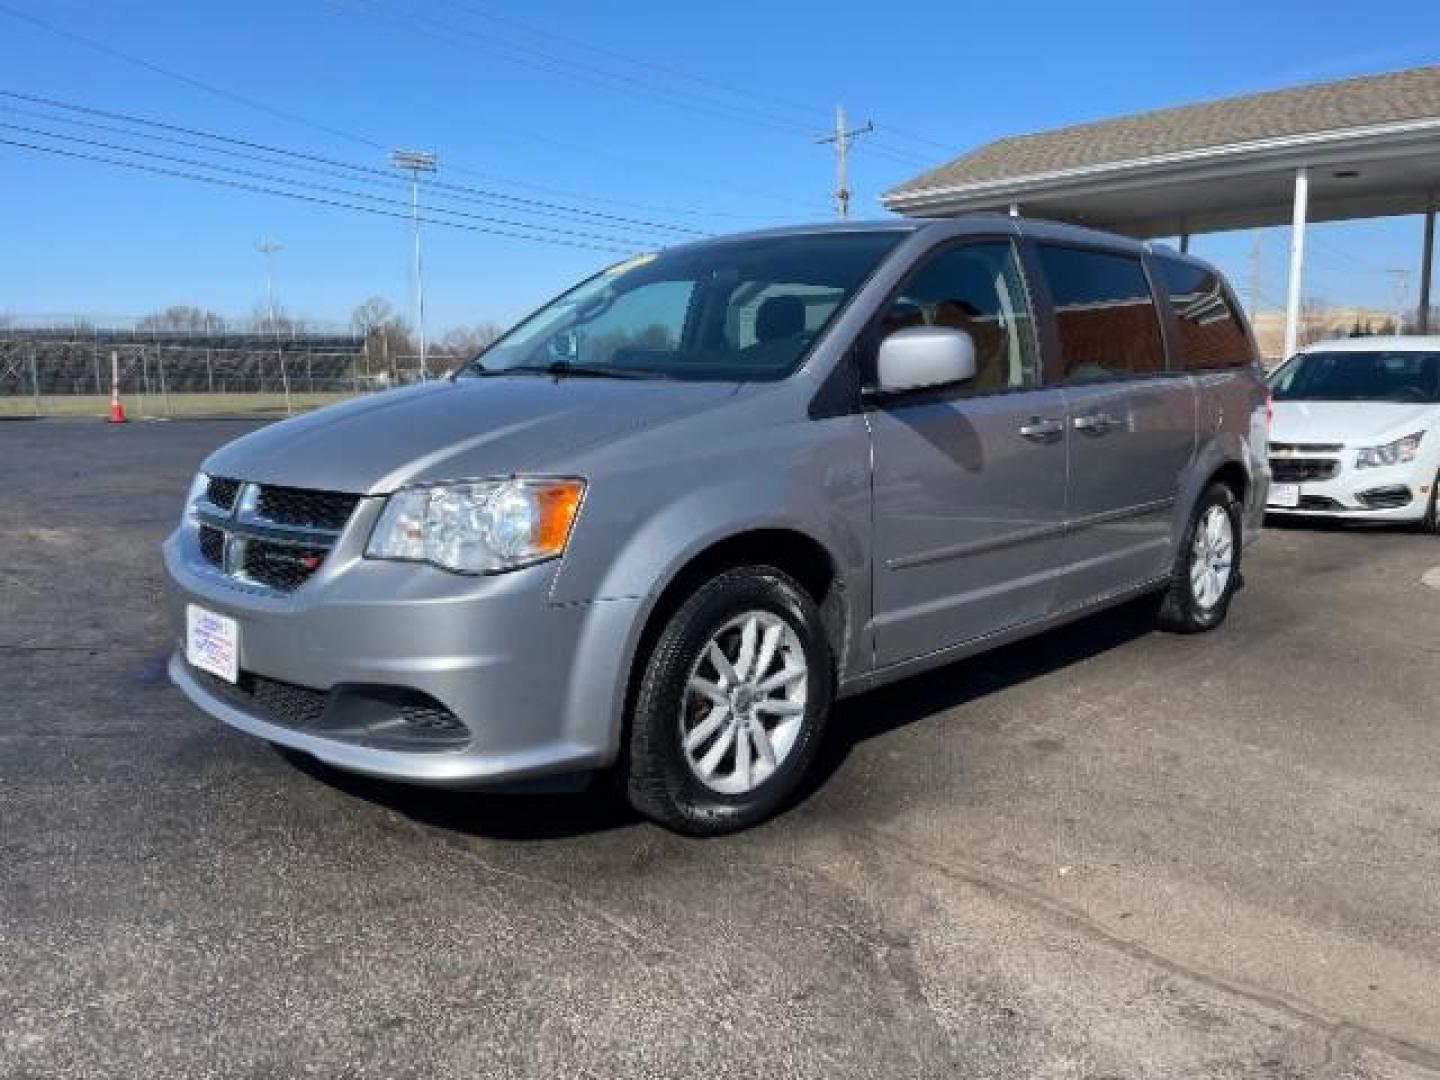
[1073,412,1117,434]
[1018,417,1064,442]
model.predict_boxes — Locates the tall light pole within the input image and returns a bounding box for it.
[391,149,438,380]
[256,236,291,414]
[815,106,873,219]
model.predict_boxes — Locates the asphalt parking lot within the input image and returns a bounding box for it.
[3,418,1439,1079]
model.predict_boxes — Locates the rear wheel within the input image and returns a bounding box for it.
[622,566,832,836]
[1158,483,1242,633]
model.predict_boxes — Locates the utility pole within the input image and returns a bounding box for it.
[1248,230,1263,320]
[815,106,873,219]
[256,236,291,414]
[1387,269,1412,334]
[391,149,438,380]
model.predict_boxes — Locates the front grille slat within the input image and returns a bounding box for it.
[205,476,242,511]
[196,480,359,593]
[198,524,226,568]
[1271,458,1339,483]
[255,485,360,531]
[242,540,330,592]
[1270,442,1344,455]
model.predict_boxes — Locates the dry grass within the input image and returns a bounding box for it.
[0,392,359,419]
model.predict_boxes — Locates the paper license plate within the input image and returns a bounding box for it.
[186,604,239,684]
[1268,482,1301,509]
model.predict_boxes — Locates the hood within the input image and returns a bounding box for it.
[1269,400,1437,446]
[203,377,739,494]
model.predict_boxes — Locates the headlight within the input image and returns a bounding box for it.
[183,471,209,524]
[366,478,585,573]
[1355,432,1425,469]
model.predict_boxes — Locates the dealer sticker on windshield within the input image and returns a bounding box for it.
[1268,483,1301,509]
[186,604,239,684]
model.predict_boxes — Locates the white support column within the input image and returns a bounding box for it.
[1283,167,1310,358]
[1420,194,1435,335]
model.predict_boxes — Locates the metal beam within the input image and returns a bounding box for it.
[1421,194,1436,334]
[1284,167,1309,359]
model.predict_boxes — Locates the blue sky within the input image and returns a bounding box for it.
[1,0,1437,335]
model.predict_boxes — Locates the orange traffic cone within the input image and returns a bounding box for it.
[107,350,126,423]
[108,381,126,424]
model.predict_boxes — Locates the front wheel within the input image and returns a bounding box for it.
[1414,470,1440,534]
[1157,483,1242,633]
[622,566,833,836]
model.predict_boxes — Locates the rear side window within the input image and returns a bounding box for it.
[1156,257,1253,370]
[879,241,1040,393]
[1036,245,1165,382]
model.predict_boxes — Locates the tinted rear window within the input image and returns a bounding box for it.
[1036,245,1165,382]
[1156,257,1253,370]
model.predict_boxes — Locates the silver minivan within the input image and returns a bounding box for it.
[165,218,1270,834]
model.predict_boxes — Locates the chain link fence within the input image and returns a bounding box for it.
[0,327,395,418]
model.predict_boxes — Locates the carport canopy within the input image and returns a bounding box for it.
[882,66,1440,356]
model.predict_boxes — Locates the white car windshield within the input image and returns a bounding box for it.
[457,231,906,382]
[1269,350,1440,403]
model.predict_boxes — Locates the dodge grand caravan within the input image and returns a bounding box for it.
[166,218,1270,835]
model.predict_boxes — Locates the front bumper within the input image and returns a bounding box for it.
[1266,459,1432,522]
[163,508,642,787]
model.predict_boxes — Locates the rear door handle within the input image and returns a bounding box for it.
[1018,417,1064,442]
[1073,412,1116,434]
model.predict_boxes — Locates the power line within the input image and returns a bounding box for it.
[0,136,632,253]
[0,1,384,152]
[427,0,957,158]
[0,6,805,221]
[0,120,659,247]
[0,90,705,238]
[326,0,821,139]
[331,0,947,175]
[325,0,935,213]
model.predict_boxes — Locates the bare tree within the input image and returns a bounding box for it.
[138,304,226,332]
[349,296,413,378]
[436,321,506,362]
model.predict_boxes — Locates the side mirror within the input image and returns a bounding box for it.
[870,326,977,396]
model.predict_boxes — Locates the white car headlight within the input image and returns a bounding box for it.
[366,478,585,573]
[1355,431,1425,469]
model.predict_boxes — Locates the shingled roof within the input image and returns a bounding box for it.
[886,65,1440,199]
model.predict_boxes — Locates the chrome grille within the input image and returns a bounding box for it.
[193,480,358,592]
[1270,442,1344,455]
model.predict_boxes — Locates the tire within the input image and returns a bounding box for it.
[622,566,833,836]
[1157,482,1243,634]
[1414,471,1440,534]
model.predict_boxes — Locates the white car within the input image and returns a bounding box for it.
[1266,336,1440,531]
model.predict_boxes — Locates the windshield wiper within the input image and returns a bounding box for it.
[508,361,661,380]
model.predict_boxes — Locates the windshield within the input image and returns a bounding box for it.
[458,231,906,382]
[1269,350,1440,403]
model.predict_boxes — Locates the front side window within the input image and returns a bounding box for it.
[1270,351,1440,403]
[462,232,906,382]
[877,241,1040,393]
[1036,245,1165,382]
[1156,257,1253,370]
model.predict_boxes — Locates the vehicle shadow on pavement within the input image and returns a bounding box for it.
[275,748,643,842]
[274,595,1166,843]
[796,595,1165,806]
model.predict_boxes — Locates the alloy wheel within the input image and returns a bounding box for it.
[1190,505,1235,609]
[679,610,808,795]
